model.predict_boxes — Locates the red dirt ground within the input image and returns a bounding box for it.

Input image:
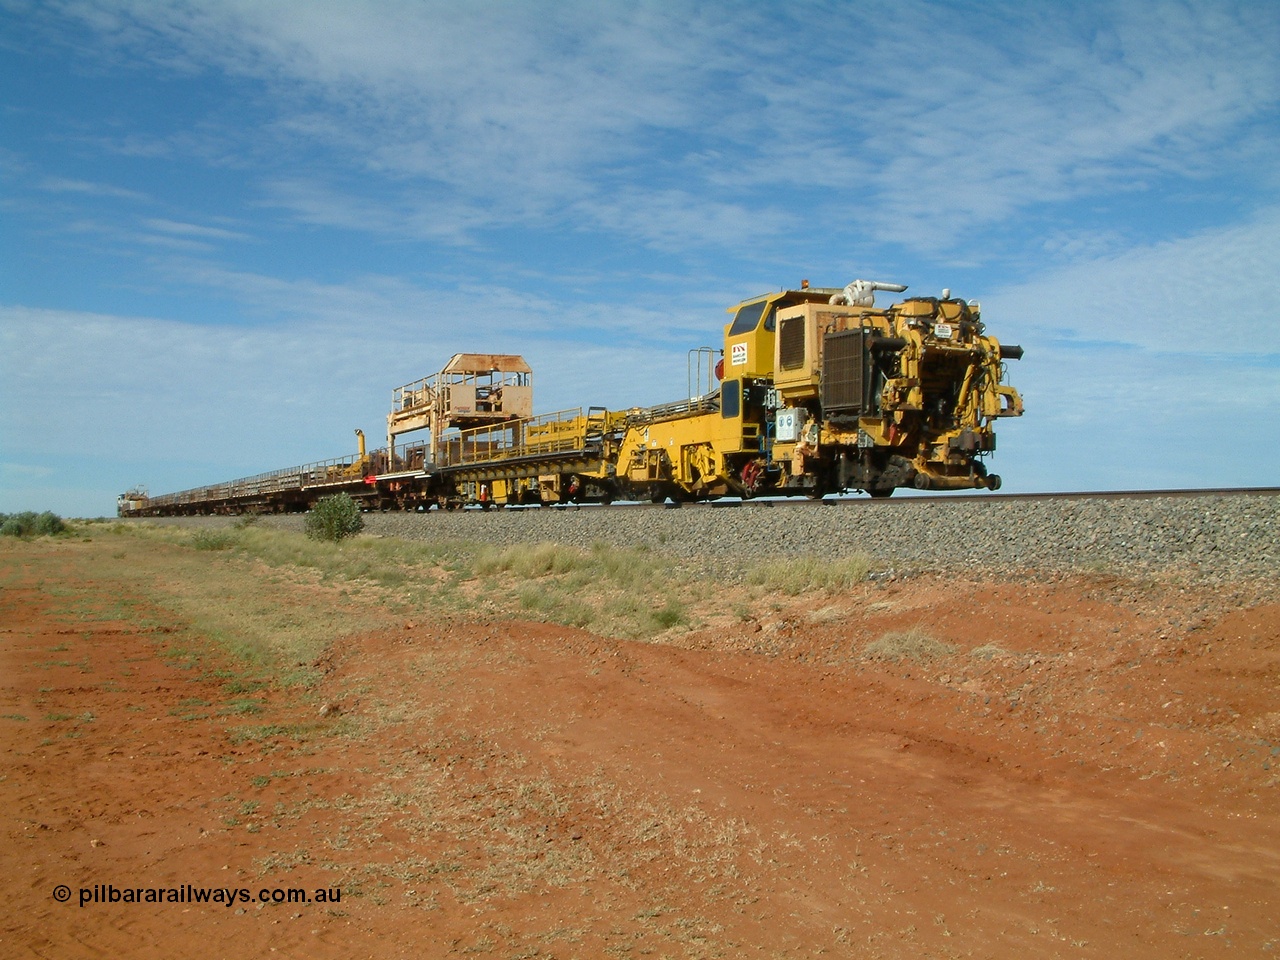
[2,560,1278,958]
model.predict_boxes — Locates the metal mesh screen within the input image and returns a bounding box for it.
[779,316,806,371]
[821,329,865,414]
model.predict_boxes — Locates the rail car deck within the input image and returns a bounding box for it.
[119,407,620,516]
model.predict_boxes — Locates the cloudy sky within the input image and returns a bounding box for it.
[2,0,1278,516]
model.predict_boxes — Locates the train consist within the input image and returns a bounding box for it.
[117,278,1024,516]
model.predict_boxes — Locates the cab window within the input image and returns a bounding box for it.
[721,380,740,418]
[728,301,767,336]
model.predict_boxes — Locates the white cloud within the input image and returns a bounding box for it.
[38,177,151,202]
[993,342,1280,491]
[139,258,712,349]
[734,3,1280,247]
[984,207,1280,352]
[1,304,378,454]
[142,218,252,242]
[0,285,712,510]
[42,1,1277,254]
[974,208,1280,491]
[571,189,797,253]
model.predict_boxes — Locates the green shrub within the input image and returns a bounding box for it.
[191,529,235,551]
[651,600,686,630]
[303,493,364,543]
[35,511,66,535]
[0,510,66,538]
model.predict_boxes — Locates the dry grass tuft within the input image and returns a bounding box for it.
[863,625,956,662]
[746,554,873,595]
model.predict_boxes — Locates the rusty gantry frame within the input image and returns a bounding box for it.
[386,354,533,467]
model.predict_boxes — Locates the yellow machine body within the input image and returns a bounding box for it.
[437,407,628,507]
[764,295,1022,494]
[614,286,1023,500]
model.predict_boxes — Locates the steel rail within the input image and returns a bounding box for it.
[495,486,1280,513]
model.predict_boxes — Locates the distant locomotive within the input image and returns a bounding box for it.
[118,279,1023,516]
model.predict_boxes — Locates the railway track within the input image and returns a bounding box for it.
[146,484,1277,582]
[517,486,1280,512]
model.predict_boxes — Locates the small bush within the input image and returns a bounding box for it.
[651,600,686,630]
[303,493,364,543]
[191,530,234,551]
[863,626,956,663]
[1,510,66,538]
[36,511,67,535]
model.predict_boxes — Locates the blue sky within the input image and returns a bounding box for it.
[2,0,1278,516]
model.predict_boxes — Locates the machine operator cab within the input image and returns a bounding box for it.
[722,284,851,385]
[717,284,854,452]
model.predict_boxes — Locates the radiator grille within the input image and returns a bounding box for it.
[779,316,805,371]
[821,329,865,414]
